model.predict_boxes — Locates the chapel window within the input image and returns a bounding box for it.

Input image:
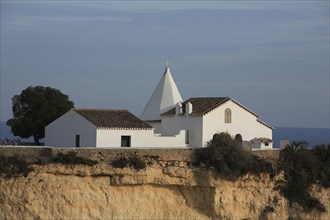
[225,108,232,123]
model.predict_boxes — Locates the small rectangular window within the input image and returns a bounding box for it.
[121,136,131,147]
[75,135,80,148]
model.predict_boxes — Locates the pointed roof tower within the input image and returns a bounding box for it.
[140,66,183,121]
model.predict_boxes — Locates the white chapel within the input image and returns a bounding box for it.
[45,66,273,149]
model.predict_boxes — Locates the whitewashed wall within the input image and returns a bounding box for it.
[45,110,96,147]
[46,110,187,148]
[147,121,162,134]
[202,100,273,146]
[255,121,273,140]
[96,129,187,148]
[251,139,273,149]
[161,115,203,148]
[152,131,187,147]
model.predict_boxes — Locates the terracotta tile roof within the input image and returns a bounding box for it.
[162,97,260,117]
[73,109,152,130]
[162,97,259,116]
[162,97,231,116]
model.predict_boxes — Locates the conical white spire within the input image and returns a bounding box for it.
[140,67,183,121]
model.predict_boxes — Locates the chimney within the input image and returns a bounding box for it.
[185,102,193,115]
[175,102,182,115]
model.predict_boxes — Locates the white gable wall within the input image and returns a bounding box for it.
[45,110,97,147]
[255,121,273,140]
[202,100,272,146]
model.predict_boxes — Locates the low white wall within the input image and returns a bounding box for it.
[252,142,273,149]
[161,116,203,148]
[152,131,187,148]
[147,122,162,134]
[96,129,187,148]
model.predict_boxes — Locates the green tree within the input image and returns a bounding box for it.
[6,86,74,145]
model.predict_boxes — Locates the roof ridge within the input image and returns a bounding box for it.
[199,97,231,115]
[74,108,129,112]
[187,96,229,99]
[161,97,231,116]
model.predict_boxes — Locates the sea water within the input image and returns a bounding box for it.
[273,127,330,148]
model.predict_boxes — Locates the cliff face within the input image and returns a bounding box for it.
[0,158,329,220]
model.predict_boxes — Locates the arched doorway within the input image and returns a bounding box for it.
[235,134,243,147]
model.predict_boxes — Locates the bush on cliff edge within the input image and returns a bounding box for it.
[195,132,272,179]
[277,142,328,212]
[0,154,31,177]
[53,152,97,166]
[112,154,146,171]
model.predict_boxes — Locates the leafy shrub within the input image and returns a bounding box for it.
[112,156,129,168]
[129,155,146,170]
[53,152,97,166]
[0,154,32,178]
[277,141,326,212]
[112,154,146,171]
[312,144,330,187]
[195,132,272,179]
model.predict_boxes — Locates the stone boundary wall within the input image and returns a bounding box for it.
[0,146,194,162]
[0,146,52,159]
[0,146,280,163]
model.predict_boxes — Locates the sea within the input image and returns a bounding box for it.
[1,121,329,147]
[273,127,329,148]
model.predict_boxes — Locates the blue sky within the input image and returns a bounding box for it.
[1,1,329,128]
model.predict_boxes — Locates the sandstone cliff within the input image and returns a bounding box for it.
[0,149,329,219]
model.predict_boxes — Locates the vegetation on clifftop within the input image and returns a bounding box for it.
[53,152,97,166]
[194,132,273,179]
[0,154,32,178]
[276,142,329,212]
[112,153,146,170]
[1,137,329,213]
[195,134,329,213]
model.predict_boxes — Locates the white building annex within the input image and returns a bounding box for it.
[45,109,186,148]
[45,66,274,149]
